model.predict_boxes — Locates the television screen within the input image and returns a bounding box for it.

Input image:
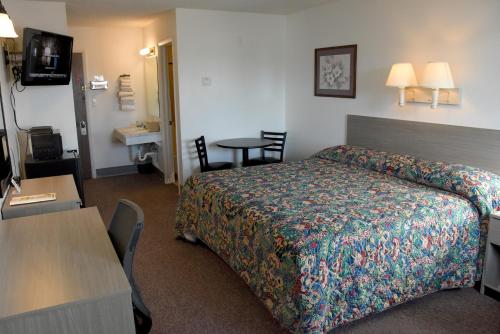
[21,28,74,86]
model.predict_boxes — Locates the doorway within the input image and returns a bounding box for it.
[71,53,92,179]
[157,42,178,184]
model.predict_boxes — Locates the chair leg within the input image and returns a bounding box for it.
[133,304,152,334]
[131,277,152,334]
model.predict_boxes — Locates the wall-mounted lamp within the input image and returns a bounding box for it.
[386,61,459,109]
[139,47,156,58]
[0,1,18,38]
[385,63,418,106]
[420,62,455,109]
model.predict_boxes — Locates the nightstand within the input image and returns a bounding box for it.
[481,212,500,294]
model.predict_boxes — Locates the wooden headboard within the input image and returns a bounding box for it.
[346,115,500,175]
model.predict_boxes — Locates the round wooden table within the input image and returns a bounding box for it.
[216,138,275,167]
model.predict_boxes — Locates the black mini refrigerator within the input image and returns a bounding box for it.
[25,151,85,207]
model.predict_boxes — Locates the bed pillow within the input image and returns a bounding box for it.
[314,145,500,217]
[313,145,418,180]
[415,160,500,217]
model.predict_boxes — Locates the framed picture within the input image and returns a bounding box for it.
[314,44,357,98]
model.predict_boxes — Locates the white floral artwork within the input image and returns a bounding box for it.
[319,54,351,90]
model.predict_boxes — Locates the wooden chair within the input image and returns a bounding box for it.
[246,131,287,166]
[195,136,233,173]
[108,199,152,334]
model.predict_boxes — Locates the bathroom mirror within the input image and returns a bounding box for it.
[144,56,160,118]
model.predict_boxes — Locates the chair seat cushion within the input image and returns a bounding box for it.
[207,162,234,171]
[246,157,282,166]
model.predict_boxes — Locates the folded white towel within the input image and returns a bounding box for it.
[120,104,135,109]
[118,91,135,97]
[120,105,136,111]
[118,75,134,110]
[120,96,135,102]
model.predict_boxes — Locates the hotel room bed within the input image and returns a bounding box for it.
[176,145,500,333]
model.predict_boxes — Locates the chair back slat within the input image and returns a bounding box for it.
[262,131,286,136]
[195,136,210,172]
[261,131,287,162]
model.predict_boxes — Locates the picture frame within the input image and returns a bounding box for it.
[314,44,357,98]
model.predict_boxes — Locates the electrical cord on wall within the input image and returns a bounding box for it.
[9,63,30,167]
[2,39,30,177]
[11,66,25,92]
[9,72,31,175]
[4,39,28,132]
[9,67,29,132]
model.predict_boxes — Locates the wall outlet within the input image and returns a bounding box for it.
[201,77,212,86]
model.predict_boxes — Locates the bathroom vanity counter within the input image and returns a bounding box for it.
[114,127,161,146]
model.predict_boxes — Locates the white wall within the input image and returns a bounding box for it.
[285,0,500,159]
[175,9,286,181]
[70,26,148,171]
[0,45,19,176]
[4,0,78,153]
[142,10,181,181]
[143,10,176,49]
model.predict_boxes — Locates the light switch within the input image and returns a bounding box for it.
[92,97,97,107]
[201,77,212,86]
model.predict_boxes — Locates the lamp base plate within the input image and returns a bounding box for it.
[404,87,461,106]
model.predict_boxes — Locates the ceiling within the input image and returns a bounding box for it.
[32,0,333,27]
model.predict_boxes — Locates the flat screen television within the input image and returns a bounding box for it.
[21,28,74,86]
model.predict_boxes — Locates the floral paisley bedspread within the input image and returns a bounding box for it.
[176,145,500,333]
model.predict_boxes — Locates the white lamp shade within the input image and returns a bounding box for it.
[0,13,17,38]
[139,47,155,57]
[139,47,151,56]
[421,62,454,89]
[386,63,418,88]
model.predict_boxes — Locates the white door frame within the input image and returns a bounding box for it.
[157,42,177,185]
[72,50,97,179]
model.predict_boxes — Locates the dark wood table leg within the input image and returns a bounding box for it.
[242,148,249,167]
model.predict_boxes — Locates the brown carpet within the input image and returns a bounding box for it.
[85,173,500,334]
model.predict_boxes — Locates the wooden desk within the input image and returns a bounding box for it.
[2,175,81,219]
[0,208,135,334]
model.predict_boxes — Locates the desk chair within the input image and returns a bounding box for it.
[246,131,287,166]
[108,199,152,334]
[195,136,233,173]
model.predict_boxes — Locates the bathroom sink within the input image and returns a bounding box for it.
[114,127,161,145]
[118,127,149,136]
